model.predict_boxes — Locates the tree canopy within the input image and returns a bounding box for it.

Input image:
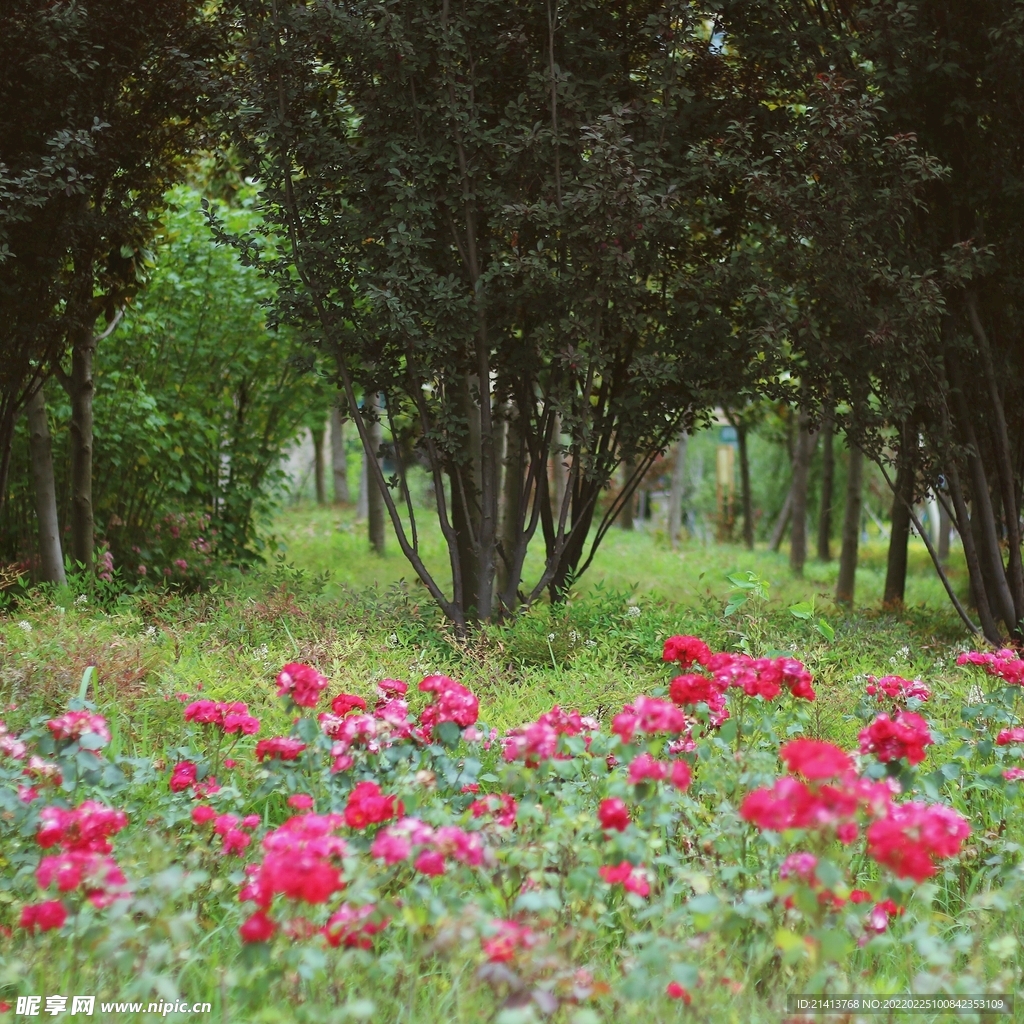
[3,0,1024,640]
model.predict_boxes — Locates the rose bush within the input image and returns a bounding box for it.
[0,639,1022,1019]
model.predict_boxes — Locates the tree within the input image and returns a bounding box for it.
[835,440,863,606]
[0,0,215,569]
[25,387,65,584]
[330,404,351,504]
[882,420,916,608]
[216,0,775,628]
[666,430,688,550]
[2,185,320,577]
[816,411,834,561]
[97,187,317,568]
[759,1,1024,641]
[723,402,765,551]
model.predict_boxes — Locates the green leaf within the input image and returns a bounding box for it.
[816,926,854,962]
[434,721,462,749]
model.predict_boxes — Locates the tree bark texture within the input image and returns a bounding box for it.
[68,326,97,571]
[967,293,1024,623]
[619,457,636,530]
[938,500,951,562]
[737,424,753,550]
[946,343,1018,636]
[330,404,349,504]
[769,488,792,552]
[366,394,385,556]
[26,387,66,584]
[883,429,914,608]
[356,453,368,519]
[835,442,863,606]
[946,456,1001,643]
[668,430,688,549]
[497,406,523,608]
[789,410,816,576]
[312,425,326,505]
[817,415,834,561]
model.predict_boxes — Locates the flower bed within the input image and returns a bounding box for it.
[1,640,1023,1019]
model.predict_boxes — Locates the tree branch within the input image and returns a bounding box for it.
[874,456,981,639]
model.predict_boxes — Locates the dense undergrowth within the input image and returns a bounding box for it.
[0,532,1020,1023]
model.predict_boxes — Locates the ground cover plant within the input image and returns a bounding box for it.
[0,538,1020,1023]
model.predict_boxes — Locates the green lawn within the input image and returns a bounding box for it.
[273,502,968,622]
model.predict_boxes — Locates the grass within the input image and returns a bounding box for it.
[274,502,967,618]
[0,503,980,815]
[0,503,974,745]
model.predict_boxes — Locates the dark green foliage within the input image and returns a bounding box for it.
[754,2,1024,641]
[1,188,320,574]
[214,0,779,627]
[0,0,216,500]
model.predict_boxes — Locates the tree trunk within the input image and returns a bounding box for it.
[551,412,568,524]
[330,404,349,504]
[367,394,385,555]
[835,442,864,606]
[0,404,16,519]
[737,424,754,550]
[449,462,480,612]
[546,476,602,603]
[356,452,368,519]
[68,326,97,571]
[962,423,1017,632]
[947,346,1017,634]
[619,457,636,530]
[26,387,66,584]
[967,293,1024,623]
[883,431,914,608]
[497,406,523,609]
[789,410,816,576]
[883,495,911,608]
[769,488,792,552]
[668,430,688,549]
[312,424,326,505]
[938,500,951,562]
[817,415,834,561]
[947,457,1001,644]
